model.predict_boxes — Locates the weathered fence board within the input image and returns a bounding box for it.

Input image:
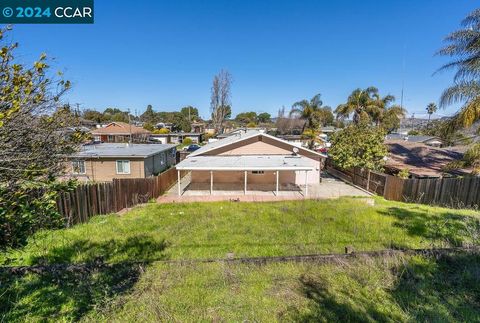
[326,160,480,209]
[56,167,187,225]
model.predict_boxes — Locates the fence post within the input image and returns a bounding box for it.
[366,169,371,192]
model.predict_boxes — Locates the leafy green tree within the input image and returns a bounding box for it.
[235,111,257,124]
[153,128,170,134]
[143,122,155,131]
[82,109,105,123]
[317,107,334,126]
[140,104,157,124]
[437,9,480,130]
[180,106,199,121]
[103,107,130,123]
[329,124,387,171]
[0,28,78,248]
[172,112,191,132]
[257,112,271,123]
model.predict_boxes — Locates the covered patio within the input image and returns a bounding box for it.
[175,155,315,197]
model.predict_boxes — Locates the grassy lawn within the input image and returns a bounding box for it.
[1,197,478,266]
[1,197,479,321]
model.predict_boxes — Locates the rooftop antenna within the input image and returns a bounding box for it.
[400,43,406,110]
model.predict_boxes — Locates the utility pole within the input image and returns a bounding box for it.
[128,108,132,144]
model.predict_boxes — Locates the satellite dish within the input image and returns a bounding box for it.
[293,147,299,155]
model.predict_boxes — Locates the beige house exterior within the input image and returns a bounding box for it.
[66,143,176,182]
[175,130,326,196]
[91,122,151,143]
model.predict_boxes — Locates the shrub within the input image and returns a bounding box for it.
[0,180,76,249]
[183,138,193,145]
[329,124,387,171]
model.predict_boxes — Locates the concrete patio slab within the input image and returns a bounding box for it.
[158,172,370,203]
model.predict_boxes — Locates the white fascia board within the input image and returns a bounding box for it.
[175,166,315,171]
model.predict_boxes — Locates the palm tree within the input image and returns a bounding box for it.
[426,102,437,124]
[335,87,405,130]
[335,87,378,124]
[437,9,480,130]
[289,93,328,148]
[369,92,406,129]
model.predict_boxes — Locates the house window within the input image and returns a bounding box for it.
[160,152,166,165]
[116,160,131,174]
[252,171,265,175]
[108,135,115,142]
[72,160,86,174]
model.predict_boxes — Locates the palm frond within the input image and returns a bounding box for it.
[439,81,480,107]
[452,96,480,128]
[462,8,480,27]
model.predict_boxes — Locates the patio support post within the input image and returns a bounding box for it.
[244,171,247,195]
[210,171,213,195]
[177,170,181,196]
[304,170,308,198]
[276,170,279,196]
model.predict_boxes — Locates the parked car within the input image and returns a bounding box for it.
[184,144,201,152]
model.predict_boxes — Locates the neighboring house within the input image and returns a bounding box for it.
[386,133,444,147]
[155,122,174,131]
[217,127,267,139]
[66,143,176,182]
[175,130,326,195]
[150,132,204,144]
[91,122,151,143]
[275,134,307,148]
[384,140,469,178]
[191,122,206,133]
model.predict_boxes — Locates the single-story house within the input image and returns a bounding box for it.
[150,132,204,144]
[385,134,444,147]
[217,127,269,139]
[175,130,326,196]
[91,122,151,143]
[384,140,470,178]
[65,143,176,182]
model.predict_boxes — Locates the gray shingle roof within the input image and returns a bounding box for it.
[73,143,175,158]
[176,155,315,170]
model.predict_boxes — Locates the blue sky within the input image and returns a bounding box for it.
[9,0,478,119]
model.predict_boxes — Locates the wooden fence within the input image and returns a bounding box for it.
[326,160,480,209]
[325,161,386,196]
[56,167,187,226]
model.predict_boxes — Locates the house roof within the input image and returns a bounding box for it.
[385,140,469,177]
[176,155,315,171]
[150,132,203,137]
[188,129,326,158]
[385,134,441,143]
[217,127,267,138]
[72,143,175,159]
[91,122,151,135]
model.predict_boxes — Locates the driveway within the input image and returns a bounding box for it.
[158,172,370,203]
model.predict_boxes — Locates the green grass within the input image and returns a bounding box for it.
[1,197,480,321]
[1,197,478,266]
